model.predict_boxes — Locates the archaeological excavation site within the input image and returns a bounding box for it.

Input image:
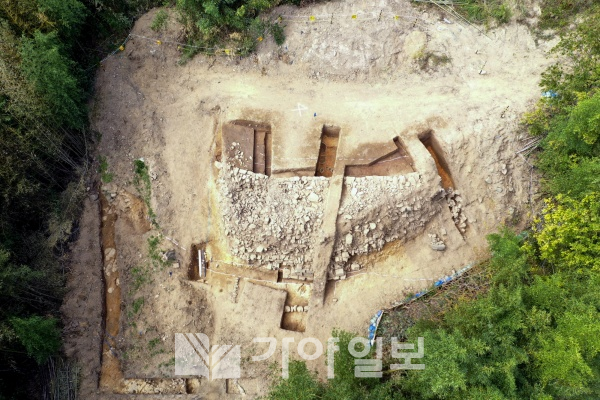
[59,0,558,398]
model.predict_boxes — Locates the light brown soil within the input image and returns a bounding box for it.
[62,1,554,398]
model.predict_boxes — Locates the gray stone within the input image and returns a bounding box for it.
[104,248,116,262]
[345,233,353,245]
[307,192,319,202]
[430,243,446,251]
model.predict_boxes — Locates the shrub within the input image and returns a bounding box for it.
[534,193,600,273]
[176,0,284,56]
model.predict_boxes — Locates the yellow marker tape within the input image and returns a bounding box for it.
[258,36,263,42]
[225,49,231,55]
[309,15,316,21]
[156,40,162,45]
[119,45,124,51]
[351,14,357,19]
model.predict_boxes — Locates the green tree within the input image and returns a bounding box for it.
[20,30,85,129]
[9,315,61,364]
[37,0,87,42]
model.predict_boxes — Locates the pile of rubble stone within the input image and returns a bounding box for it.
[445,188,468,234]
[217,164,328,269]
[328,173,445,279]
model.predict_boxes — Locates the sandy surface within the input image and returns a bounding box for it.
[61,1,555,397]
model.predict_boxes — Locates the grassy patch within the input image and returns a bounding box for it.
[130,265,152,294]
[127,297,145,320]
[132,297,144,314]
[99,156,114,183]
[148,337,165,357]
[456,0,512,25]
[159,357,175,369]
[133,159,158,227]
[151,9,169,32]
[148,337,161,350]
[538,0,596,30]
[414,49,452,70]
[425,0,513,27]
[148,235,171,270]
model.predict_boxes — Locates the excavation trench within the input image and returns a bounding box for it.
[188,243,207,281]
[99,193,124,392]
[345,137,415,177]
[419,130,468,234]
[315,125,341,177]
[419,130,454,190]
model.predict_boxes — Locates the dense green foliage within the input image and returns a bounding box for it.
[538,0,596,30]
[267,331,403,400]
[455,0,512,26]
[527,6,600,201]
[268,5,600,399]
[176,0,287,57]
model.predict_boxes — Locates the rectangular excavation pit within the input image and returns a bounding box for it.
[345,137,415,177]
[188,243,206,280]
[277,267,314,283]
[315,125,341,177]
[418,130,454,190]
[224,120,272,176]
[281,311,307,332]
[280,285,309,332]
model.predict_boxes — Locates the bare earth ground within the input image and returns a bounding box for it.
[62,0,555,398]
